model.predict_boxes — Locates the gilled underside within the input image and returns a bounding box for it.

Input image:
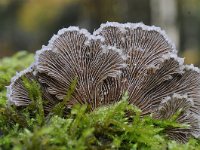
[7,22,200,142]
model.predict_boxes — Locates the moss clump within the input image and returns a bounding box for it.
[1,52,200,150]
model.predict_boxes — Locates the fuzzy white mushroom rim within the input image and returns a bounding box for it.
[7,22,200,143]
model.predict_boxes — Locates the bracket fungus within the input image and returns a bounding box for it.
[7,22,200,142]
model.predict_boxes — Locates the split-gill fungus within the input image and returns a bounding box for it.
[7,22,200,143]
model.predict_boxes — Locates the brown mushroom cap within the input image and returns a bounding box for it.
[7,22,200,142]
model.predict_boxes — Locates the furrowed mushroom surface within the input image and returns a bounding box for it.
[7,22,200,142]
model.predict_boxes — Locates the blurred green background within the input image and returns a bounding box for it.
[0,0,200,65]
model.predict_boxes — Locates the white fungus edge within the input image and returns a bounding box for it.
[93,21,177,53]
[34,26,105,70]
[160,93,194,106]
[6,63,35,106]
[184,64,200,73]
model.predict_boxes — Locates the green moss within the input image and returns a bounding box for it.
[1,52,200,150]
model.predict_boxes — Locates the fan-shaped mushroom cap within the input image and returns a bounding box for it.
[7,22,200,142]
[153,94,200,142]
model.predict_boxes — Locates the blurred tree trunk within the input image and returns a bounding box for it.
[150,0,179,50]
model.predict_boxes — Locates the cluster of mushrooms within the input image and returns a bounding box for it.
[7,22,200,142]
